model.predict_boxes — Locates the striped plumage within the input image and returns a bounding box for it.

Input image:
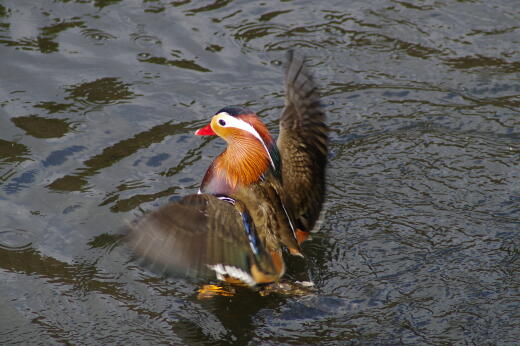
[127,51,328,287]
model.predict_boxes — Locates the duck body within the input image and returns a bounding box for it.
[127,52,328,287]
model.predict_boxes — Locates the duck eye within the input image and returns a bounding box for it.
[218,119,226,126]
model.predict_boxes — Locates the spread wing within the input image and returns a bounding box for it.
[277,51,328,232]
[126,194,278,285]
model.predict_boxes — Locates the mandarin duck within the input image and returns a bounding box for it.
[127,51,327,289]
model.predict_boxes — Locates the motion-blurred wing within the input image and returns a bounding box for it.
[277,51,328,232]
[126,194,277,285]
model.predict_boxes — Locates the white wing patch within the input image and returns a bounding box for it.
[280,201,296,237]
[217,112,276,169]
[216,195,236,205]
[207,263,256,286]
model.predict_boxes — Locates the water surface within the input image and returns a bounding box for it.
[1,0,519,344]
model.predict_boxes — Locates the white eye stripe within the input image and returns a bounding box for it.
[216,112,275,169]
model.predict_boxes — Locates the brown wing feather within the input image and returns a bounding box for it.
[277,51,328,232]
[126,194,277,284]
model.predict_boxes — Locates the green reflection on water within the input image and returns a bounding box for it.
[11,115,72,138]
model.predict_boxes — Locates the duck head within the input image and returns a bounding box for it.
[196,106,280,195]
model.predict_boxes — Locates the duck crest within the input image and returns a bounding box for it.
[237,113,281,174]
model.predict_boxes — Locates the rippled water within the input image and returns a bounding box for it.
[1,0,519,344]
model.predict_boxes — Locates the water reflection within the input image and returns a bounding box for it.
[3,169,38,195]
[0,139,30,166]
[34,101,74,114]
[64,77,136,106]
[46,120,195,193]
[80,28,117,44]
[11,115,73,138]
[0,245,131,300]
[43,146,86,167]
[1,0,520,343]
[139,55,212,72]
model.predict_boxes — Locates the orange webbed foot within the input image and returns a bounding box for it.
[197,284,236,299]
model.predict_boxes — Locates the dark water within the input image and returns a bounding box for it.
[1,0,519,344]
